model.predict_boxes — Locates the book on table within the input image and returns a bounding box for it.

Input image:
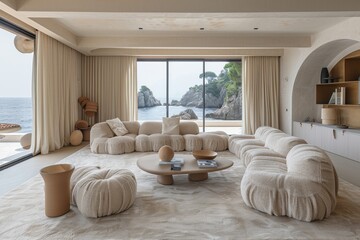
[159,157,184,165]
[197,159,218,168]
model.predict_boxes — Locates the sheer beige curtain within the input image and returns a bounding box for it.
[243,56,279,134]
[31,31,81,155]
[81,56,137,123]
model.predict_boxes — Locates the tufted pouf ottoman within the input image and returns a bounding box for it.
[72,168,137,218]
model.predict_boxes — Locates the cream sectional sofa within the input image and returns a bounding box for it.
[228,126,338,222]
[90,121,228,154]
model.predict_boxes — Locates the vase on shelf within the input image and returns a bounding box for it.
[320,67,329,84]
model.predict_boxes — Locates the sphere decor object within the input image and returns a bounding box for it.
[320,67,329,84]
[40,164,74,217]
[70,130,83,146]
[20,133,32,149]
[158,145,174,162]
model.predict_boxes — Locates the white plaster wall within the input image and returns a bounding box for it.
[280,17,360,134]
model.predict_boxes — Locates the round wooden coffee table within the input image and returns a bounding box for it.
[137,154,233,185]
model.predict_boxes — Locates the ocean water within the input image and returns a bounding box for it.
[0,98,219,133]
[0,97,32,133]
[138,105,218,120]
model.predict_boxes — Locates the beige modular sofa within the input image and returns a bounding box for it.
[90,121,228,154]
[228,126,338,222]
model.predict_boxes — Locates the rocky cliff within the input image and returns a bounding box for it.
[206,88,242,120]
[138,86,161,108]
[179,86,226,108]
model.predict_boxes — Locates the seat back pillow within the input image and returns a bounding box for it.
[162,117,180,135]
[106,118,129,136]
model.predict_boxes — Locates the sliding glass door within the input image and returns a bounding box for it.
[0,20,34,168]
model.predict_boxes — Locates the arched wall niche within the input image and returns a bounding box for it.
[291,39,359,125]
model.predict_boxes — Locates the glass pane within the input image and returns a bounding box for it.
[204,61,242,123]
[0,28,33,166]
[168,61,205,120]
[137,61,166,120]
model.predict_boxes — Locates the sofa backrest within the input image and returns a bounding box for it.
[254,126,282,142]
[138,121,199,135]
[179,121,199,135]
[286,144,337,202]
[90,122,114,144]
[138,122,162,135]
[264,131,306,157]
[90,121,140,144]
[123,121,141,135]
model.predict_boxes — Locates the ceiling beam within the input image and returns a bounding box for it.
[78,36,311,51]
[89,48,284,57]
[15,0,360,15]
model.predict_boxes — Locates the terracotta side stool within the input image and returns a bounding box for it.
[40,164,75,217]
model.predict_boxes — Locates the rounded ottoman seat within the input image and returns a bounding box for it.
[199,132,228,151]
[73,168,137,218]
[183,134,202,151]
[107,136,135,154]
[241,144,337,222]
[135,134,151,152]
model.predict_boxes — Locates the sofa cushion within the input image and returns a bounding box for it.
[242,146,284,166]
[138,122,162,135]
[199,132,228,151]
[162,117,180,135]
[229,138,264,158]
[136,134,185,152]
[179,121,199,135]
[273,136,307,157]
[107,136,135,154]
[135,134,151,152]
[106,118,129,136]
[123,121,140,135]
[241,144,338,222]
[264,132,289,150]
[90,122,114,145]
[286,144,337,201]
[254,126,282,142]
[183,134,202,151]
[91,137,109,154]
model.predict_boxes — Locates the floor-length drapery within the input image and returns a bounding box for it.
[243,56,279,134]
[81,56,137,123]
[31,31,81,155]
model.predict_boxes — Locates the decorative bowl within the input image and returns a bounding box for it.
[192,149,217,160]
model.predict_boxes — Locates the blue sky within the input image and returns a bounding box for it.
[0,28,33,98]
[138,61,228,102]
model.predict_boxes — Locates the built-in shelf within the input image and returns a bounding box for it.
[316,81,360,105]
